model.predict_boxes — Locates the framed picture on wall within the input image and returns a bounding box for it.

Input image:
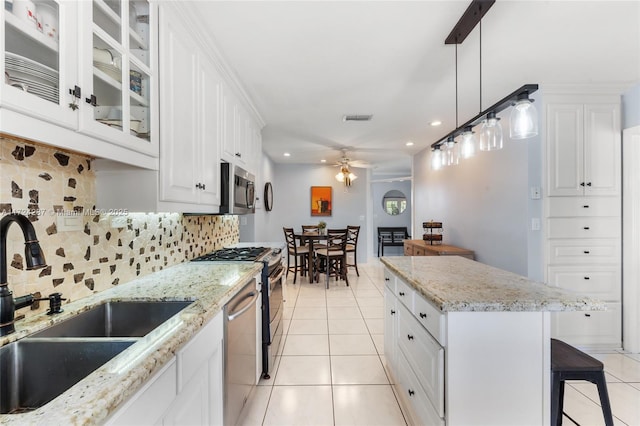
[310,186,332,216]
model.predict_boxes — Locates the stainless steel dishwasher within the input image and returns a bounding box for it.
[224,279,258,426]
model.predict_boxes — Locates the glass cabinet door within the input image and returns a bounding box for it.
[81,0,155,155]
[2,0,78,128]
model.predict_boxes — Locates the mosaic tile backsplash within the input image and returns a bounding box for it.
[0,136,239,320]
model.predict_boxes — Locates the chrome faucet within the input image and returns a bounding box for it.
[0,213,47,336]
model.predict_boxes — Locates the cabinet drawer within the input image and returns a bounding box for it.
[548,266,620,301]
[547,239,620,264]
[547,197,620,217]
[397,304,444,418]
[395,349,445,426]
[551,302,621,348]
[413,292,446,346]
[414,246,426,256]
[404,244,412,256]
[547,217,620,239]
[384,268,396,292]
[396,277,414,310]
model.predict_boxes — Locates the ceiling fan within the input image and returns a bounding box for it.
[334,150,371,186]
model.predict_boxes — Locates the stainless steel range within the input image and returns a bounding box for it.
[192,246,284,379]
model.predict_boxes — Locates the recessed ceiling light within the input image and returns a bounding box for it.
[406,141,414,146]
[320,159,326,163]
[430,120,442,127]
[283,152,290,157]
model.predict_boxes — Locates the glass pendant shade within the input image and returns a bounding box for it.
[509,95,538,139]
[431,148,443,170]
[459,126,477,159]
[444,137,459,166]
[480,111,503,151]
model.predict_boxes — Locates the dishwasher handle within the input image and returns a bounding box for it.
[227,291,257,322]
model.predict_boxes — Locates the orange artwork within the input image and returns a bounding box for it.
[310,186,332,216]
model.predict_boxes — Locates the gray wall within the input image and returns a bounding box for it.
[252,154,277,242]
[623,83,640,129]
[261,163,369,263]
[372,180,412,256]
[412,103,543,279]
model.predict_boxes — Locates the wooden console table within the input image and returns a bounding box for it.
[403,239,475,260]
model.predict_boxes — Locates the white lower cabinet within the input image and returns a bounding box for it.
[106,312,224,426]
[552,302,622,348]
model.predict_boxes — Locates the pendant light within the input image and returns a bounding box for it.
[445,136,459,166]
[459,126,476,159]
[509,93,538,139]
[480,111,503,151]
[431,146,443,170]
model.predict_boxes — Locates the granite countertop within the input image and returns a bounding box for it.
[0,261,263,425]
[381,256,604,312]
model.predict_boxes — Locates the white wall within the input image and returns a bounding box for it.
[412,106,542,278]
[261,163,369,263]
[623,83,640,129]
[372,180,412,256]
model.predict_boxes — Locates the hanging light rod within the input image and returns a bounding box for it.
[445,0,495,44]
[430,84,538,149]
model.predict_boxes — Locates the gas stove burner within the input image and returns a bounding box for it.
[192,247,271,262]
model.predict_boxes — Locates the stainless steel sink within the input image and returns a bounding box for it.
[0,339,135,414]
[31,300,193,338]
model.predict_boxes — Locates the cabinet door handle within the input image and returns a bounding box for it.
[85,94,97,106]
[399,292,405,296]
[384,277,390,281]
[407,334,414,340]
[580,182,585,187]
[583,205,590,208]
[585,313,591,317]
[202,184,206,190]
[195,183,202,189]
[583,227,590,230]
[235,152,242,158]
[586,182,592,187]
[408,389,415,396]
[584,276,590,280]
[583,250,590,254]
[69,85,81,98]
[419,312,427,319]
[390,310,396,315]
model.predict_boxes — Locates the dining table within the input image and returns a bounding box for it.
[294,231,328,283]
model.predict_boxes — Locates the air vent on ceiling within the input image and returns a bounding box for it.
[343,114,373,122]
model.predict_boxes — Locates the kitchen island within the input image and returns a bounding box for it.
[0,261,263,425]
[381,256,603,426]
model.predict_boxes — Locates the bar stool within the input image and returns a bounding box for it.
[283,227,309,284]
[551,338,614,426]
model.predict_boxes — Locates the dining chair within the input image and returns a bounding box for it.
[283,227,309,284]
[301,225,326,247]
[314,228,348,288]
[345,225,360,276]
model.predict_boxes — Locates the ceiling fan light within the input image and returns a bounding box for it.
[480,111,503,151]
[335,171,345,182]
[510,94,538,139]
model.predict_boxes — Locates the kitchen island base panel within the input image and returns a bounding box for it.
[446,311,550,426]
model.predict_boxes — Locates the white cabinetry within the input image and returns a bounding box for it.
[158,8,220,208]
[384,267,550,425]
[106,312,224,426]
[545,93,622,349]
[1,0,159,168]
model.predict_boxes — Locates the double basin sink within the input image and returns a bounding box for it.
[0,300,193,415]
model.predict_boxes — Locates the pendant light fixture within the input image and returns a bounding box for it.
[509,92,538,139]
[431,0,538,156]
[431,146,443,170]
[480,111,503,151]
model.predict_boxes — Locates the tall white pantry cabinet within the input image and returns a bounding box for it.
[544,92,622,348]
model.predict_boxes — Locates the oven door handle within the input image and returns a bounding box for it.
[227,291,257,322]
[270,266,284,284]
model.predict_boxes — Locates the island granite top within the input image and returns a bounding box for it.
[380,256,604,312]
[0,261,263,425]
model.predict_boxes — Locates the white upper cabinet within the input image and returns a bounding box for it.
[78,0,157,157]
[1,0,158,167]
[546,97,621,197]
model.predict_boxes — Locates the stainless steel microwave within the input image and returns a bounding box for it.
[220,163,255,215]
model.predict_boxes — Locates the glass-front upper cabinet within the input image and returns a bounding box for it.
[2,0,79,128]
[78,0,157,156]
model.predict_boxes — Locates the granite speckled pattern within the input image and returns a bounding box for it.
[381,256,604,312]
[0,261,263,425]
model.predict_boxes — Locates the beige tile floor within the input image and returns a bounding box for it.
[238,261,640,426]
